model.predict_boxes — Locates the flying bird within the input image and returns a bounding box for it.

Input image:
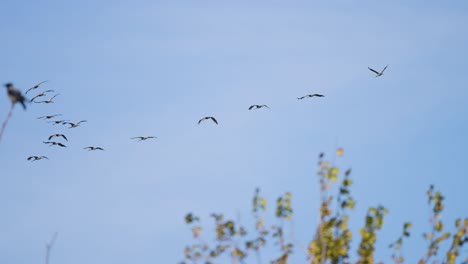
[248,105,269,110]
[30,90,55,102]
[84,146,104,151]
[43,141,66,147]
[131,136,157,141]
[27,156,49,161]
[297,94,325,100]
[368,65,388,77]
[64,120,87,128]
[198,116,218,125]
[25,80,48,94]
[34,94,59,104]
[4,83,26,109]
[38,114,61,120]
[48,133,68,141]
[48,119,69,125]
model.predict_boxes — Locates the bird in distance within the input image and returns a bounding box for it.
[30,90,55,102]
[25,80,48,94]
[131,136,157,141]
[198,116,218,125]
[34,94,59,104]
[48,134,68,141]
[43,141,66,147]
[84,146,104,151]
[297,94,325,100]
[368,65,388,77]
[27,156,49,161]
[38,114,61,120]
[48,119,69,125]
[64,120,87,128]
[248,105,269,110]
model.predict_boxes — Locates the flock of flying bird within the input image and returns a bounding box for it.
[4,81,160,161]
[4,65,389,161]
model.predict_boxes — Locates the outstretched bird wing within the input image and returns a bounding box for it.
[33,80,48,88]
[368,67,380,75]
[25,87,35,94]
[380,64,388,74]
[248,105,256,110]
[210,117,218,124]
[30,94,42,102]
[61,134,68,141]
[25,80,48,94]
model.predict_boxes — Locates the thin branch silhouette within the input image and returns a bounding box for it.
[0,103,15,144]
[45,232,58,264]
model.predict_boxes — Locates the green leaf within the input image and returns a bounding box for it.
[185,213,199,224]
[343,179,353,186]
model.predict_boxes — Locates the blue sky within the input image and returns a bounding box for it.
[1,1,468,263]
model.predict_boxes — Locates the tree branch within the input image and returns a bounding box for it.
[45,232,58,264]
[0,103,15,144]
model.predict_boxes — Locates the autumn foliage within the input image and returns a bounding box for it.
[180,150,468,264]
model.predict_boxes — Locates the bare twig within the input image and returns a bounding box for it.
[0,103,15,144]
[45,232,58,264]
[288,232,310,256]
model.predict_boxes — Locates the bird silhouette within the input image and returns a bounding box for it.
[34,94,59,104]
[297,94,325,100]
[4,83,26,109]
[38,114,61,120]
[48,134,68,141]
[48,119,69,125]
[25,80,48,94]
[248,105,269,110]
[30,90,55,102]
[64,120,87,128]
[43,141,66,147]
[131,136,157,141]
[84,146,104,151]
[198,116,218,125]
[27,156,49,161]
[368,65,388,77]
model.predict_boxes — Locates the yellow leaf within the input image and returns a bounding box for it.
[337,148,344,157]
